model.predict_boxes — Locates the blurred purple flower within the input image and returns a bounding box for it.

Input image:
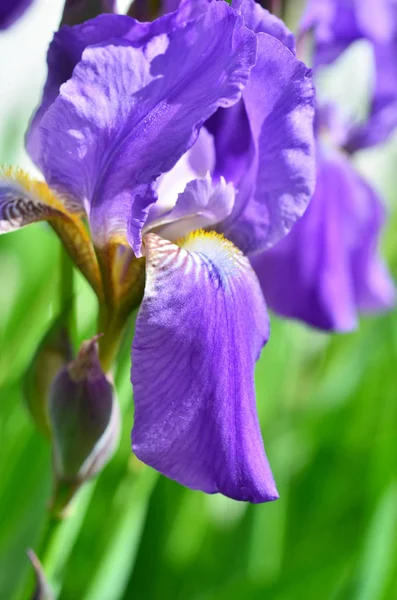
[253,141,396,331]
[0,0,33,29]
[252,0,396,332]
[301,0,397,151]
[1,0,316,501]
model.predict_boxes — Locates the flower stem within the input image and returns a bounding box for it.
[19,514,63,600]
[19,482,96,600]
[36,515,64,578]
[59,245,75,340]
[98,313,126,373]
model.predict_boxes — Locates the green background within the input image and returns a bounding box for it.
[1,1,397,598]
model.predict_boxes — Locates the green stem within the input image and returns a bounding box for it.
[59,245,75,340]
[98,313,126,373]
[36,515,64,579]
[19,482,96,600]
[19,514,63,600]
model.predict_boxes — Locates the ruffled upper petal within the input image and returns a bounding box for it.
[252,145,395,332]
[131,232,277,503]
[26,2,211,166]
[206,0,297,189]
[223,33,315,255]
[37,3,256,247]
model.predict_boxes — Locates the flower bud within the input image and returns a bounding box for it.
[23,320,73,438]
[49,337,120,487]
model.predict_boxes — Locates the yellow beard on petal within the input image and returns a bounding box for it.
[0,166,66,212]
[177,229,244,281]
[0,166,103,298]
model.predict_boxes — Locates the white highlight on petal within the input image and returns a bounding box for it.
[143,230,250,301]
[145,174,235,242]
[151,127,216,217]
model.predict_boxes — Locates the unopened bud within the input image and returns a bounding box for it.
[49,337,120,489]
[24,320,73,438]
[27,550,54,600]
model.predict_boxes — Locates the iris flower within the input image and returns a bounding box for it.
[0,0,315,502]
[251,0,396,332]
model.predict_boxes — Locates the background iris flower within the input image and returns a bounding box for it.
[252,0,397,331]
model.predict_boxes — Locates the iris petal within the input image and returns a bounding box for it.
[224,33,315,255]
[0,168,102,297]
[252,147,395,331]
[233,0,296,52]
[26,3,211,165]
[143,175,235,249]
[36,2,256,247]
[131,232,278,503]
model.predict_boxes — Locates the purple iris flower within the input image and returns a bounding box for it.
[2,0,315,501]
[251,0,396,332]
[0,0,33,29]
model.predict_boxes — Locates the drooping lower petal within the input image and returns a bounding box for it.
[0,168,102,297]
[252,146,395,332]
[131,232,277,503]
[223,32,315,255]
[38,2,256,247]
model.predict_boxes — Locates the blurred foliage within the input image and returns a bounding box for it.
[1,1,397,598]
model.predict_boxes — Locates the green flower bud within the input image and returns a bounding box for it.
[49,337,120,488]
[24,320,73,438]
